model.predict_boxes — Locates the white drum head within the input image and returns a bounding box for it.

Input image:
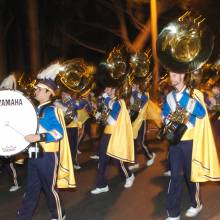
[0,90,38,156]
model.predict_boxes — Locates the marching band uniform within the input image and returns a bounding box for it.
[163,85,220,219]
[91,90,135,194]
[129,89,156,170]
[208,85,220,151]
[17,80,75,220]
[0,156,20,192]
[60,92,81,169]
[76,96,94,154]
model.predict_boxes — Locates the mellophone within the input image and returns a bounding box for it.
[0,90,38,156]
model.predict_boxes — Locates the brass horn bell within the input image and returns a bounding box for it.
[55,58,96,97]
[156,11,214,73]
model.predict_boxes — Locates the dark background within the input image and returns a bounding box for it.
[0,0,220,79]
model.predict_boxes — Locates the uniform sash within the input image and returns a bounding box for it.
[107,100,135,163]
[191,89,220,182]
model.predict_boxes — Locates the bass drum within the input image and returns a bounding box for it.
[0,90,38,156]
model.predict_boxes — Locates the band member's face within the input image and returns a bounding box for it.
[132,83,139,91]
[132,84,138,91]
[169,72,185,88]
[61,91,69,100]
[104,87,115,97]
[35,87,51,103]
[212,87,219,95]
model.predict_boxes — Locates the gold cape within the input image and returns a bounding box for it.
[56,108,76,188]
[107,100,135,163]
[145,99,162,128]
[77,109,90,125]
[132,97,162,139]
[191,89,220,182]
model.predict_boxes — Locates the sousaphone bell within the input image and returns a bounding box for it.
[156,11,214,73]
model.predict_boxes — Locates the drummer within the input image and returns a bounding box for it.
[17,79,75,220]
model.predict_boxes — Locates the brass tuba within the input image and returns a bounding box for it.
[156,11,214,144]
[55,58,96,97]
[128,49,152,86]
[156,11,214,73]
[102,44,128,80]
[104,45,152,97]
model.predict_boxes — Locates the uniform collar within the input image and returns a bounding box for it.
[38,101,51,108]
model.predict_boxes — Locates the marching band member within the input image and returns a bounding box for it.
[162,72,220,220]
[0,156,20,192]
[208,84,220,149]
[129,81,156,170]
[60,91,81,170]
[76,94,95,156]
[91,72,135,194]
[17,79,75,220]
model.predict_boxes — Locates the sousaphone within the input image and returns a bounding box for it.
[157,11,214,73]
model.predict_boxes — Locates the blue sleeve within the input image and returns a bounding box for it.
[162,99,171,119]
[103,97,112,108]
[109,100,121,120]
[140,94,148,108]
[178,92,206,119]
[39,107,64,142]
[67,99,78,111]
[187,100,205,125]
[77,100,88,109]
[85,102,93,113]
[204,93,211,109]
[191,99,206,118]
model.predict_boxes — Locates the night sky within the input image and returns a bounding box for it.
[1,0,220,76]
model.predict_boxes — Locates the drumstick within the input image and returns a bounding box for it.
[4,121,25,137]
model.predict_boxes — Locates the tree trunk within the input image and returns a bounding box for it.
[27,0,41,77]
[0,12,7,80]
[150,0,159,101]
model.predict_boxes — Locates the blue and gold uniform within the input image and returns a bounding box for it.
[76,97,94,151]
[17,102,66,220]
[17,79,75,220]
[91,92,135,194]
[61,92,81,168]
[0,156,20,192]
[130,90,156,169]
[162,87,206,218]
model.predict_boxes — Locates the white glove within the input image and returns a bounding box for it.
[95,112,101,120]
[102,93,108,98]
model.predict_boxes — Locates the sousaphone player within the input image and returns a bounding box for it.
[157,11,220,220]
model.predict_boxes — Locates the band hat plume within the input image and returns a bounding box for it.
[37,62,65,80]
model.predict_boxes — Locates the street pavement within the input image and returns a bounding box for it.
[1,127,220,220]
